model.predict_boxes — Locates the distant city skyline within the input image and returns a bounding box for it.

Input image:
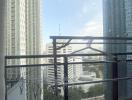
[42,0,103,42]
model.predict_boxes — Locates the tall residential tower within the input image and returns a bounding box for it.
[5,0,41,100]
[25,0,41,100]
[6,0,26,83]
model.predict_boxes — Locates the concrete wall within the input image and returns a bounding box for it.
[0,0,6,100]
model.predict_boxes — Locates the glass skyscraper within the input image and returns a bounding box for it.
[103,0,132,99]
[125,0,132,98]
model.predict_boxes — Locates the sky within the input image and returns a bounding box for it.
[42,0,103,42]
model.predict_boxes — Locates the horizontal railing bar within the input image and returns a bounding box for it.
[69,60,132,64]
[5,54,54,59]
[68,61,113,64]
[5,61,106,68]
[68,60,132,65]
[5,54,106,59]
[50,36,132,40]
[57,76,132,87]
[7,76,132,86]
[5,60,132,68]
[5,63,57,68]
[6,78,44,83]
[5,52,132,59]
[57,42,132,44]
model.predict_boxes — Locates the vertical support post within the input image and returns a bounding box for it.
[112,55,118,100]
[64,56,68,100]
[53,38,58,99]
[5,59,7,100]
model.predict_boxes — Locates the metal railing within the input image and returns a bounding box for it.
[5,36,132,100]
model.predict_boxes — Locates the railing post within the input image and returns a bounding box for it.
[64,56,68,100]
[112,55,118,100]
[53,38,58,100]
[5,58,7,100]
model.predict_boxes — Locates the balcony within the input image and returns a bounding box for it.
[5,36,132,100]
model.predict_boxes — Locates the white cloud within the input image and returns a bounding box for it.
[78,17,103,36]
[77,0,103,36]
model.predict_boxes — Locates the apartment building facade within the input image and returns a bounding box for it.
[46,43,83,85]
[6,0,26,82]
[5,0,41,100]
[25,0,41,100]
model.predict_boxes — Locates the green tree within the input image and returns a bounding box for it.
[87,84,104,98]
[69,87,82,100]
[43,81,63,100]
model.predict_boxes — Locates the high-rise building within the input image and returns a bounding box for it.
[5,0,41,100]
[124,0,132,98]
[25,0,41,100]
[46,43,73,85]
[46,43,83,85]
[6,0,26,83]
[103,0,132,99]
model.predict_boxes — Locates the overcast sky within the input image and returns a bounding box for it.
[42,0,103,42]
